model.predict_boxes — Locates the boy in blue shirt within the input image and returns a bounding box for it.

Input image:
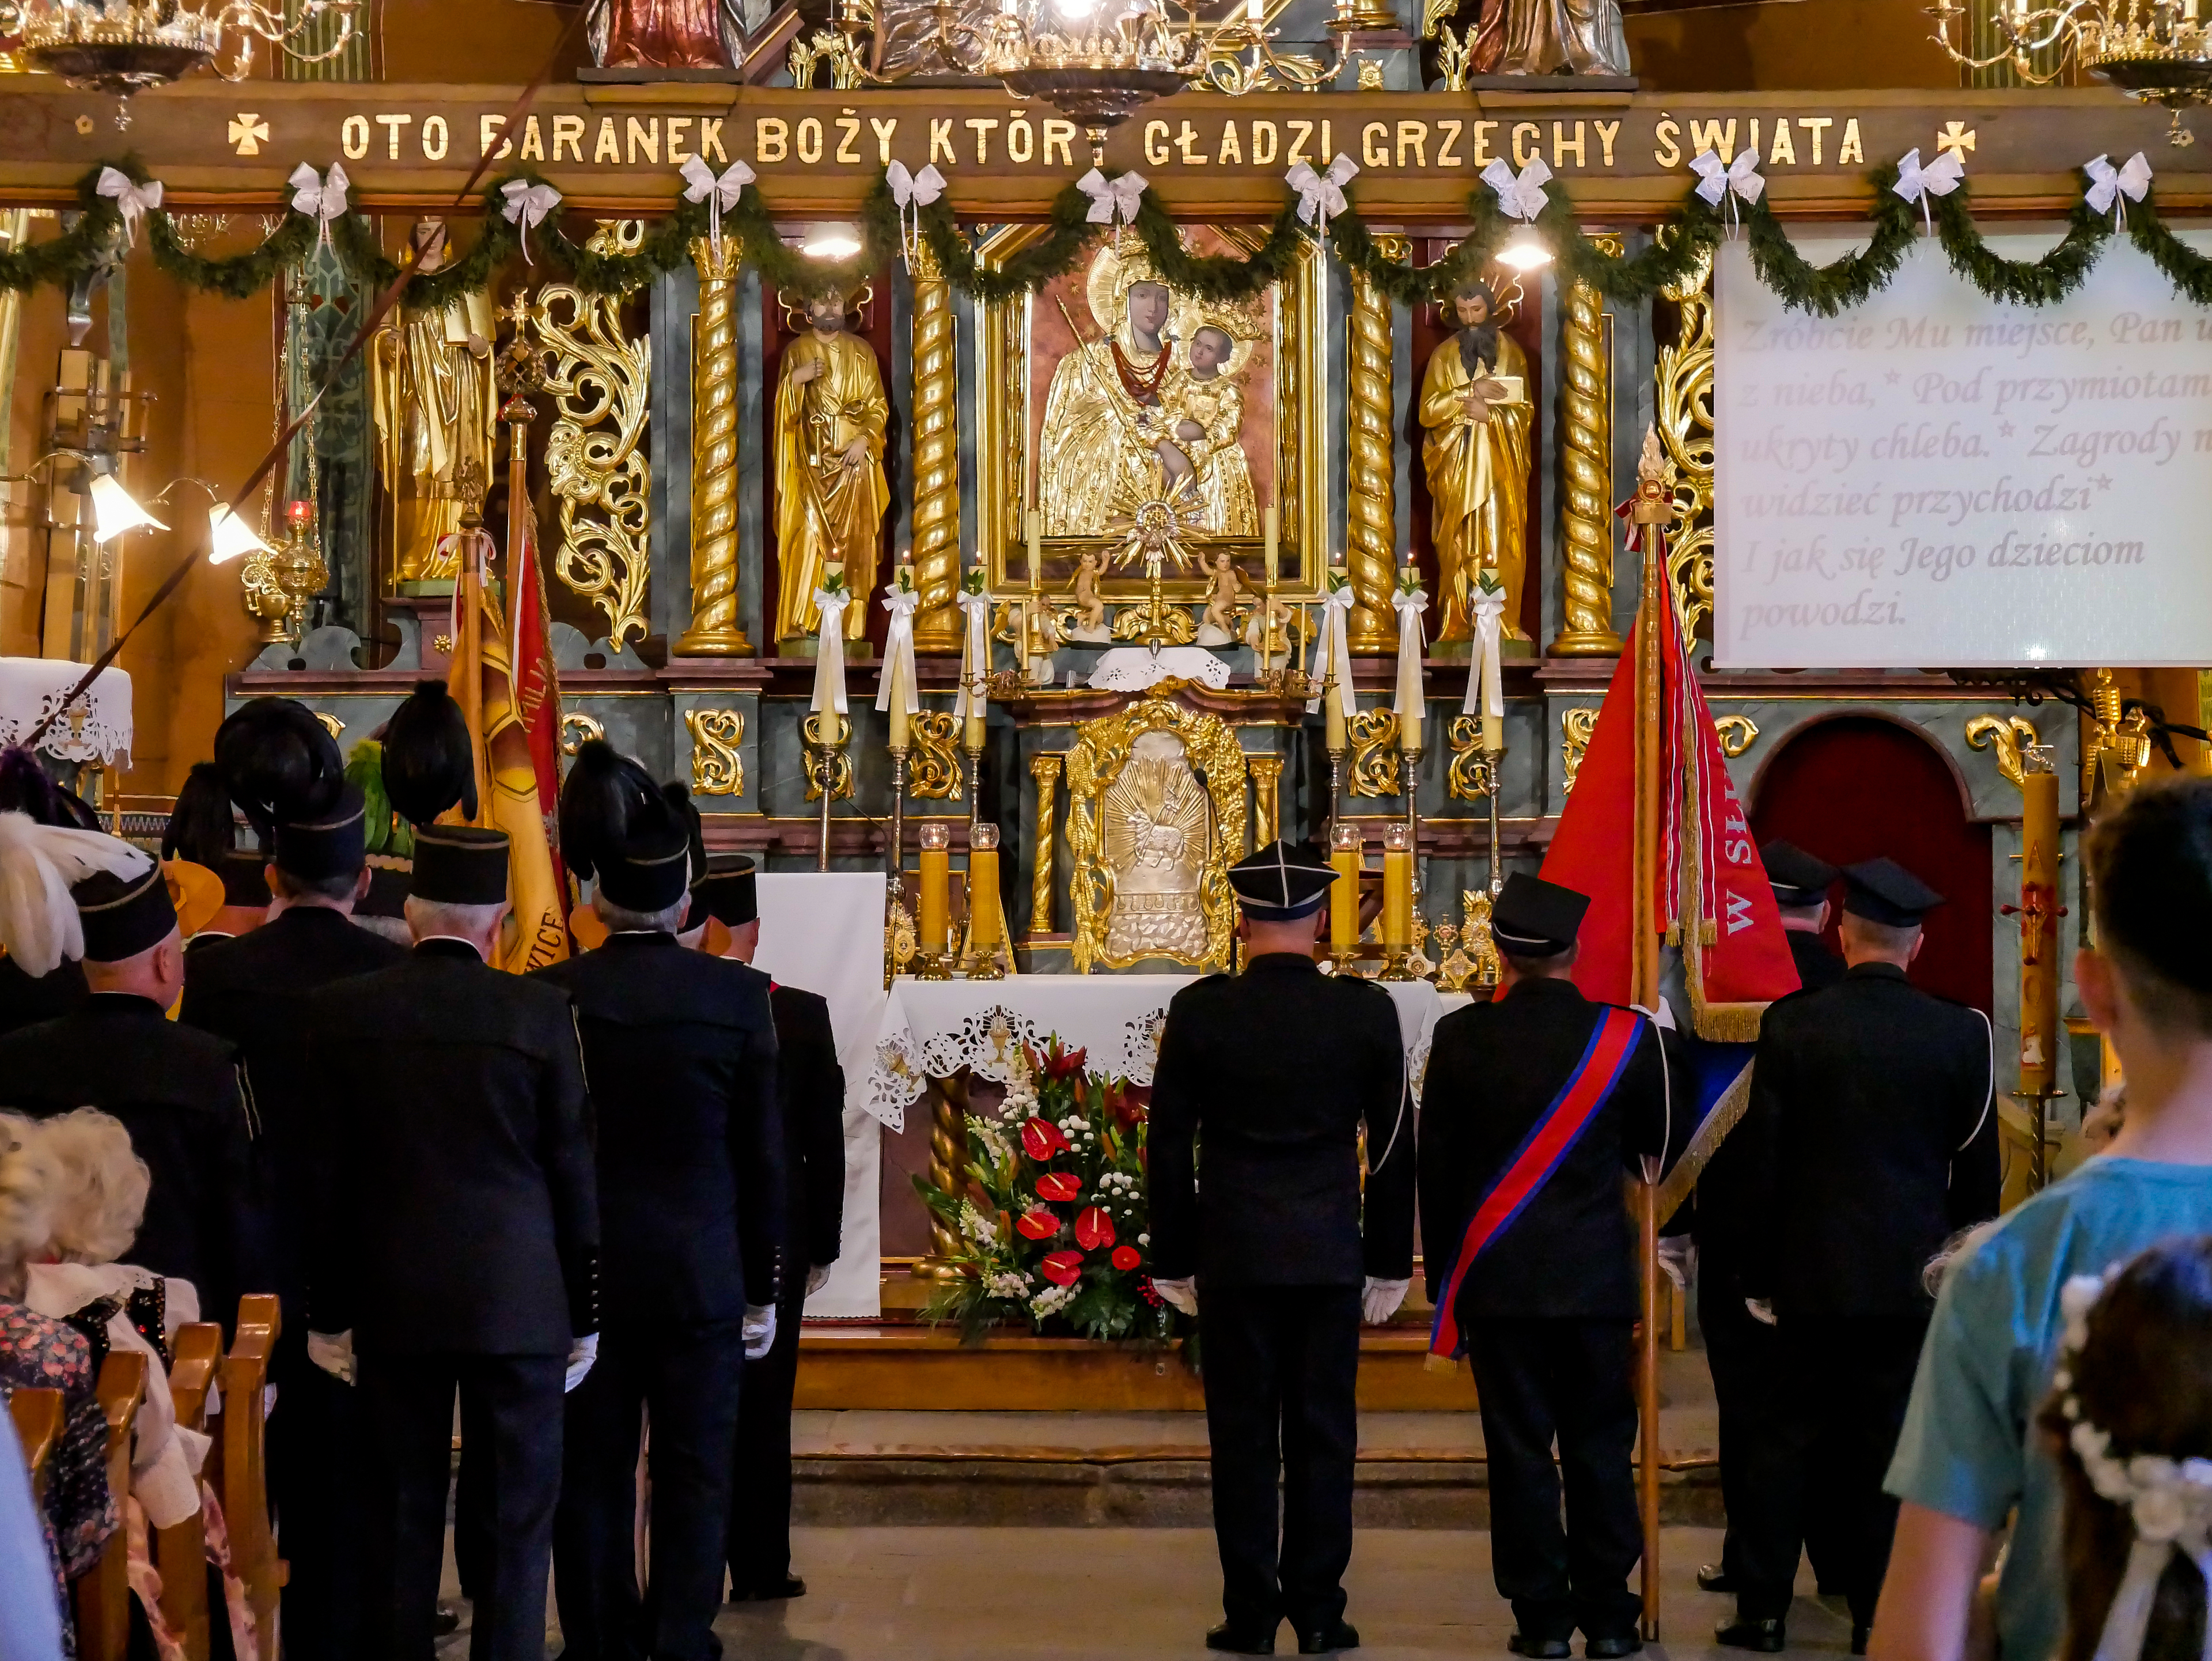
[1873,777,2212,1661]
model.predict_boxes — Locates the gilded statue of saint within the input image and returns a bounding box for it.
[1037,249,1257,540]
[773,283,890,645]
[586,0,744,67]
[1103,730,1211,962]
[1419,277,1533,647]
[1469,0,1630,76]
[370,220,498,587]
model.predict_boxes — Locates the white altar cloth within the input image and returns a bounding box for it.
[865,973,1445,1132]
[0,658,131,764]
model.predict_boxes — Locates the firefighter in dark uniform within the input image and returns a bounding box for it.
[1419,873,1674,1661]
[177,698,407,1660]
[0,827,260,1338]
[539,743,787,1661]
[687,852,850,1604]
[1147,840,1415,1658]
[163,758,271,952]
[0,747,94,1038]
[303,824,601,1661]
[1718,857,2001,1655]
[1691,839,1840,1601]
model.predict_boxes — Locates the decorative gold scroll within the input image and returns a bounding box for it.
[1560,705,1598,795]
[908,710,964,799]
[684,707,747,796]
[1446,714,1495,802]
[1657,244,1716,638]
[1347,707,1402,799]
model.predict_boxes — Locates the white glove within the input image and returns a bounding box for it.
[1656,1235,1694,1291]
[743,1303,778,1360]
[1745,1297,1777,1327]
[805,1263,833,1297]
[1362,1277,1411,1326]
[306,1329,355,1386]
[565,1333,599,1393]
[1152,1276,1198,1317]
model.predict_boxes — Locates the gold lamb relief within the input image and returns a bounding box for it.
[772,282,890,644]
[1421,275,1533,646]
[1103,731,1213,962]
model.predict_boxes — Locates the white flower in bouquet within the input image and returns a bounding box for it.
[959,1201,999,1246]
[1029,1282,1077,1318]
[973,1121,1014,1165]
[984,1270,1033,1300]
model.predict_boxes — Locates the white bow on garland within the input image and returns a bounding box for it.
[887,161,946,266]
[811,582,853,723]
[95,167,162,245]
[1286,154,1359,239]
[1391,576,1428,728]
[1481,155,1551,223]
[1306,574,1358,719]
[287,162,349,249]
[954,582,994,722]
[1892,146,1965,234]
[1460,574,1509,729]
[1077,168,1148,248]
[2086,152,2152,226]
[500,179,563,263]
[876,576,922,717]
[680,156,753,264]
[1691,147,1765,233]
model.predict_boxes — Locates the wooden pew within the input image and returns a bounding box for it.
[75,1349,148,1661]
[214,1295,284,1661]
[6,1385,62,1507]
[158,1322,225,1661]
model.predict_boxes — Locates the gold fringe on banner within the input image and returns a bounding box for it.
[1654,1064,1755,1228]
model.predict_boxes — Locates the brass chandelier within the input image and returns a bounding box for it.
[3,0,364,107]
[1927,0,2212,142]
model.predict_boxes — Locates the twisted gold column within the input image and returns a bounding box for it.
[676,234,750,656]
[909,243,962,652]
[915,1074,970,1279]
[1248,754,1283,849]
[1346,237,1404,653]
[1029,751,1062,937]
[1551,233,1625,657]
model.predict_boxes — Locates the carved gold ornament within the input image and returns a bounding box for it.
[1560,706,1599,796]
[1346,236,1403,652]
[907,710,964,800]
[560,712,607,756]
[1030,751,1063,936]
[1347,708,1403,799]
[802,713,855,802]
[239,538,289,642]
[1247,752,1283,849]
[1460,888,1502,988]
[312,710,345,740]
[1554,235,1624,657]
[1712,713,1760,759]
[533,256,652,649]
[1656,245,1716,638]
[1967,713,2043,788]
[684,707,747,797]
[1446,714,1497,803]
[1065,697,1246,974]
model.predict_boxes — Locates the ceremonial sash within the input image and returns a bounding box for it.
[1427,1006,1644,1367]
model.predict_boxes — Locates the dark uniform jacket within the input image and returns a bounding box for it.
[1148,954,1414,1287]
[0,956,86,1039]
[305,939,600,1356]
[535,931,785,1323]
[1785,929,1847,995]
[1743,960,1999,1317]
[1421,977,1673,1322]
[0,993,257,1327]
[179,907,408,1331]
[768,981,847,1276]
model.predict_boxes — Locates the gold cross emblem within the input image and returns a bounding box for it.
[1937,121,1977,161]
[228,114,270,157]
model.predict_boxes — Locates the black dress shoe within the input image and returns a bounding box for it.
[1714,1617,1786,1652]
[1585,1637,1642,1659]
[1297,1619,1359,1654]
[729,1575,808,1602]
[1853,1623,1872,1655]
[1508,1634,1573,1658]
[1697,1563,1736,1594]
[433,1604,461,1637]
[1207,1622,1277,1655]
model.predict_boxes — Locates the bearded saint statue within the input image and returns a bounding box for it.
[771,282,889,645]
[1419,277,1533,646]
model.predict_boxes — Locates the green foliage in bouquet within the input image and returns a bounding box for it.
[914,1038,1182,1347]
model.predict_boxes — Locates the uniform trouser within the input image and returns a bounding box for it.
[1698,1268,1844,1595]
[1465,1318,1643,1643]
[1734,1315,1930,1628]
[358,1352,565,1661]
[554,1319,746,1661]
[1197,1283,1362,1637]
[728,1276,807,1594]
[270,1331,363,1661]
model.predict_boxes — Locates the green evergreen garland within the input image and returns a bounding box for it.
[7,153,2212,319]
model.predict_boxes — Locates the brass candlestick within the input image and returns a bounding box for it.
[1486,738,1506,896]
[888,741,909,888]
[809,712,849,872]
[1403,739,1423,912]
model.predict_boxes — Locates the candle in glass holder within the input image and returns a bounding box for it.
[969,823,1002,955]
[1330,823,1362,952]
[1381,820,1412,950]
[918,822,951,955]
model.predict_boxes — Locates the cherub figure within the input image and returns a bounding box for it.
[1069,547,1111,642]
[1196,549,1248,645]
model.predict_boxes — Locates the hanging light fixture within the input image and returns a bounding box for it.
[801,225,865,260]
[13,0,363,119]
[1926,0,2212,145]
[205,504,274,566]
[1494,224,1554,273]
[86,471,165,543]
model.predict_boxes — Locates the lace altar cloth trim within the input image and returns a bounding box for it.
[0,659,132,764]
[1087,646,1232,692]
[864,973,1442,1130]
